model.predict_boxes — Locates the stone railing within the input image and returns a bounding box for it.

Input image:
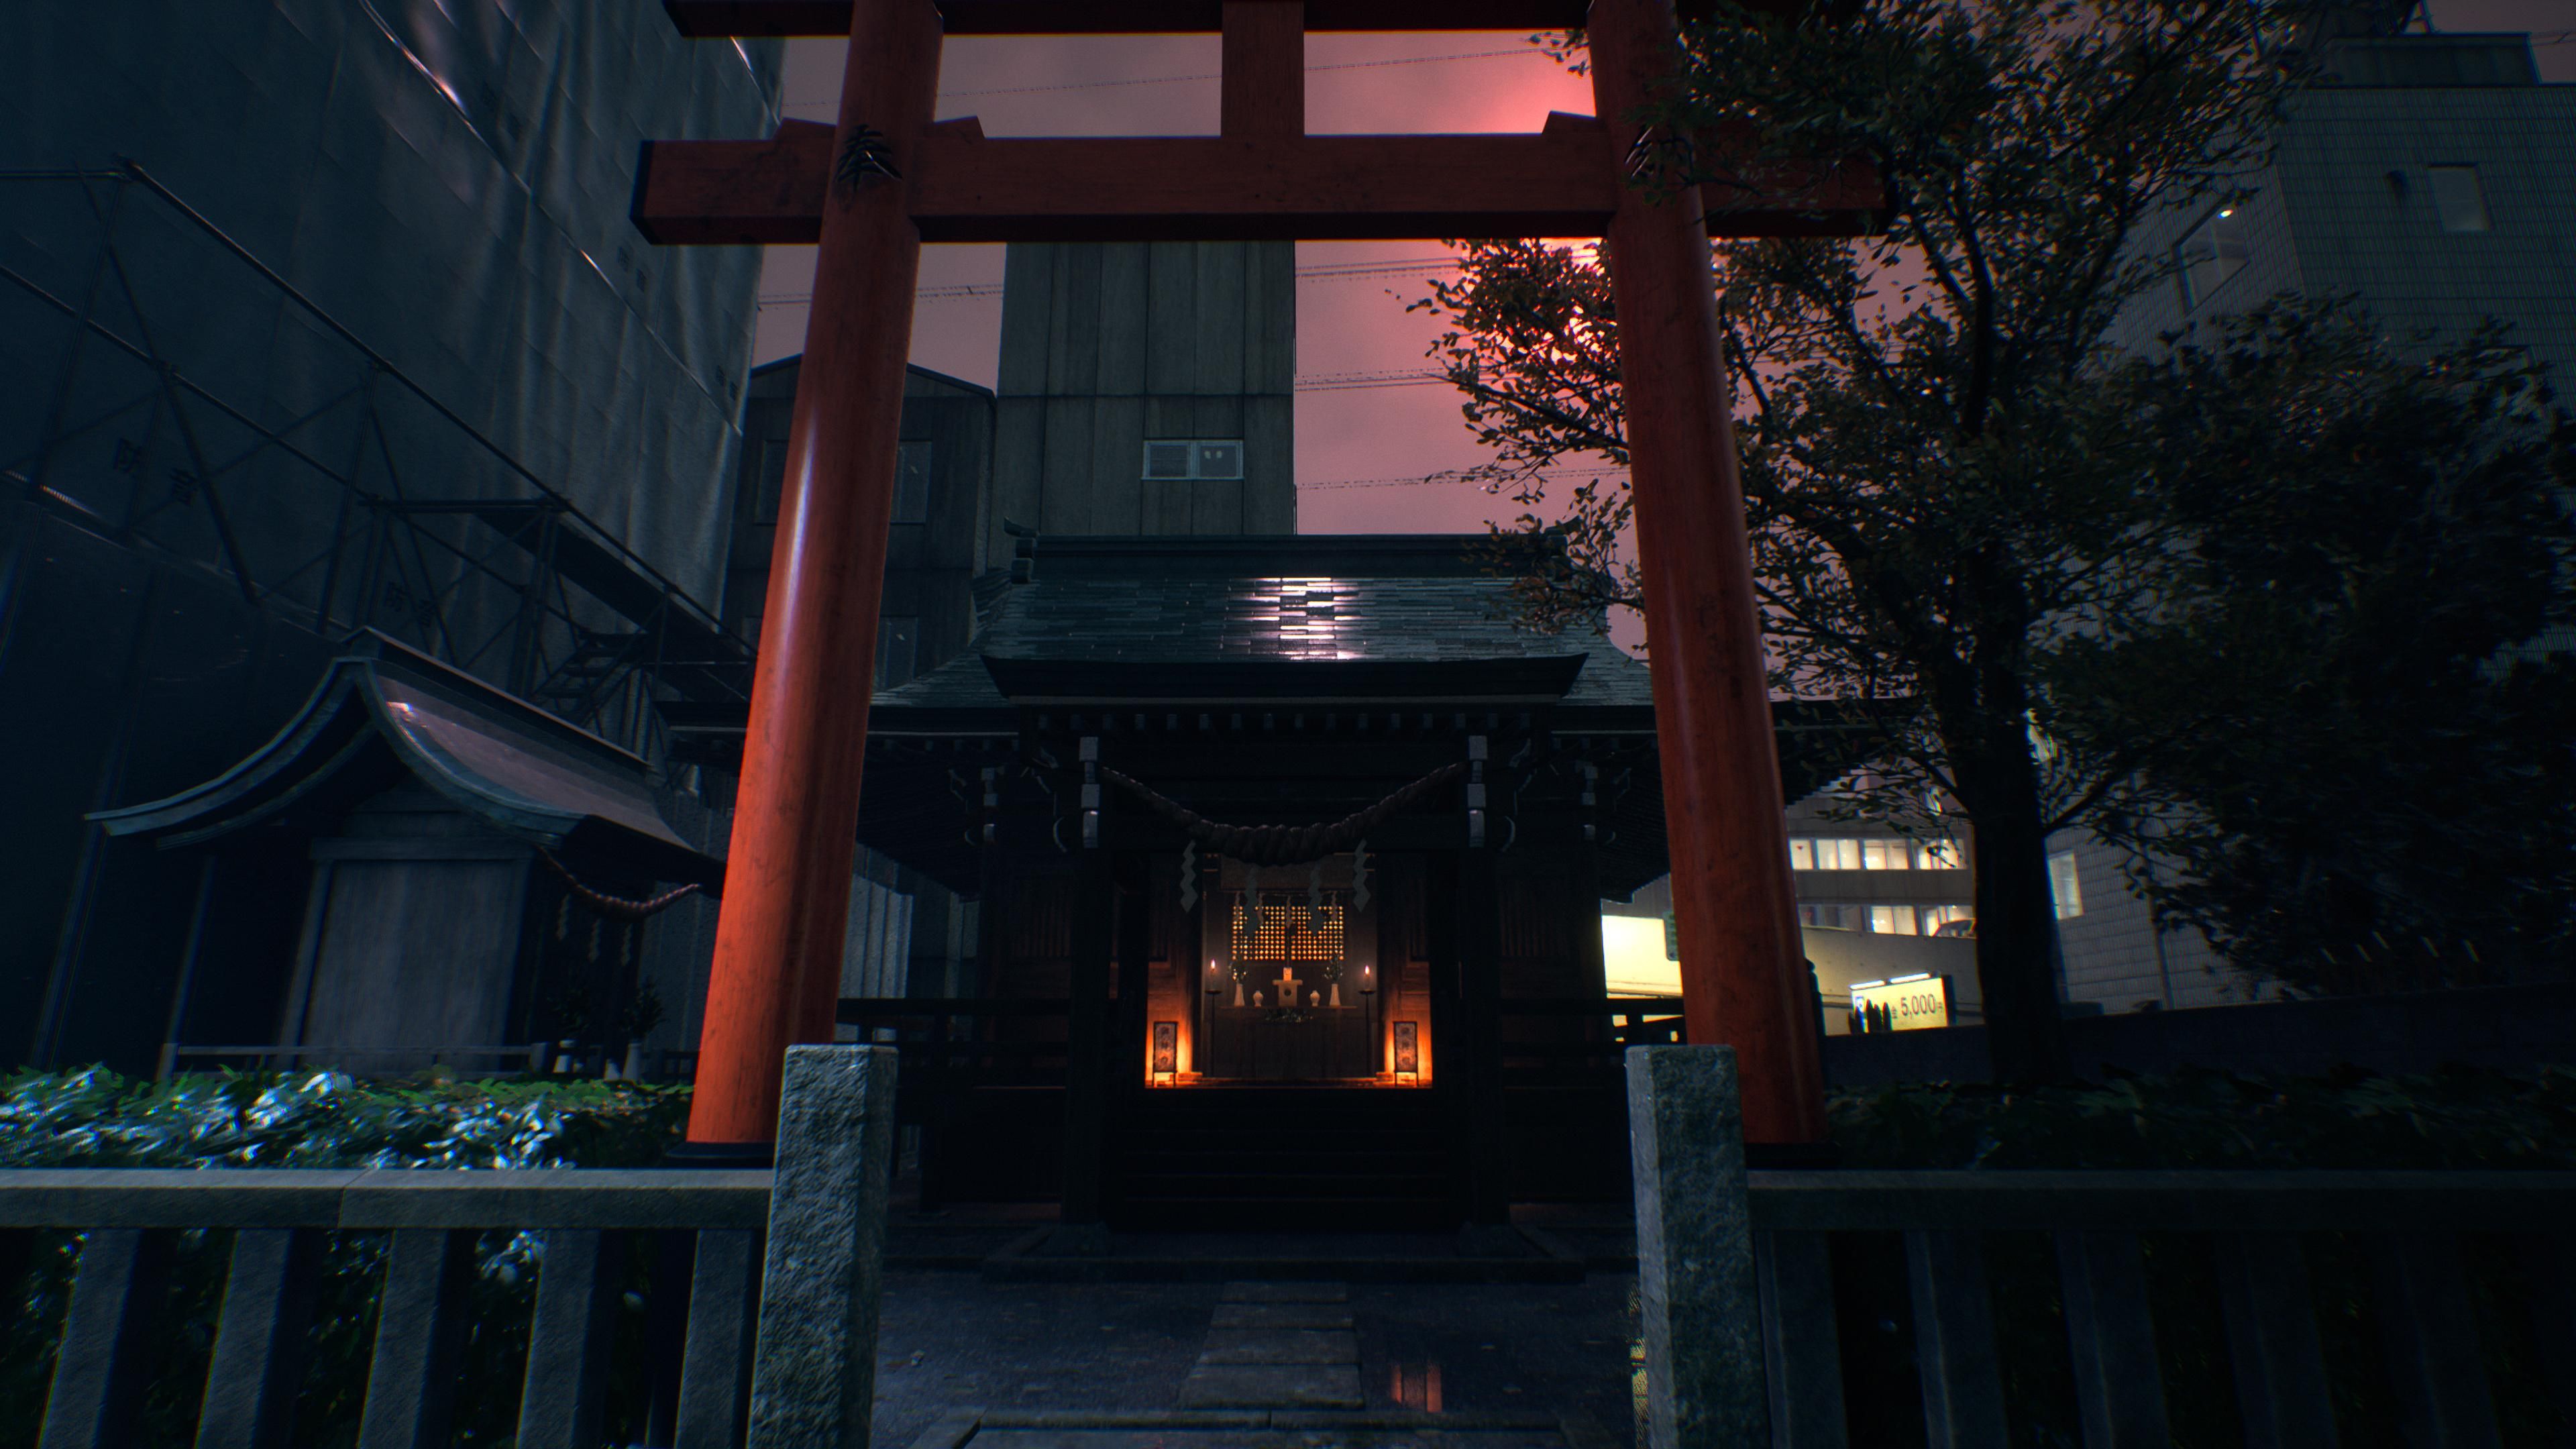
[1627,1046,2576,1449]
[16,1046,2573,1449]
[3,1046,895,1449]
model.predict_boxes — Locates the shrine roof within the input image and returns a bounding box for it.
[874,534,1654,715]
[91,632,723,890]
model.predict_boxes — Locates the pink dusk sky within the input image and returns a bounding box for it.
[750,3,2571,541]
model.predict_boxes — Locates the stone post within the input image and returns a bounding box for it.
[1626,1045,1769,1449]
[747,1045,899,1449]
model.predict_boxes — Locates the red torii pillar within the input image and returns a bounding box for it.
[639,0,1875,1155]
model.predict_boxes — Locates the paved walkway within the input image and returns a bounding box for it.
[869,1270,1642,1449]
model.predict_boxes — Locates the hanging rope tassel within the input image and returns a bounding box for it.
[536,847,703,923]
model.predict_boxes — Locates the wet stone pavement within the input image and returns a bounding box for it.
[868,1271,1645,1448]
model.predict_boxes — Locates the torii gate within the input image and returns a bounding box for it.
[633,0,1880,1157]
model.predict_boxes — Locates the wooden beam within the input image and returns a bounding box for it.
[665,1,1594,37]
[1222,1,1304,140]
[633,115,1884,244]
[663,0,1805,35]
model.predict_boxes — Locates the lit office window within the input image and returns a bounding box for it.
[1915,839,1964,870]
[2427,165,2490,233]
[1861,839,1909,871]
[1923,904,1973,934]
[1868,905,1919,935]
[1807,838,1862,871]
[2049,850,2084,919]
[1789,839,1815,870]
[2176,205,2251,310]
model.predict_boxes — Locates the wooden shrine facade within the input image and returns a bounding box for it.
[836,537,1869,1225]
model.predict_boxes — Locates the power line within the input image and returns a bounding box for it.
[780,47,1551,112]
[1299,464,1627,490]
[755,257,1461,309]
[1293,370,1450,391]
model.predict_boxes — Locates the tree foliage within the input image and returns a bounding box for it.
[1420,0,2312,1080]
[2059,310,2576,994]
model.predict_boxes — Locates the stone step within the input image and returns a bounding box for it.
[1221,1281,1349,1303]
[1209,1302,1356,1330]
[1197,1328,1359,1365]
[1175,1364,1365,1409]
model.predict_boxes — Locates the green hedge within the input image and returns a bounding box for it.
[1,1068,690,1449]
[0,1065,691,1171]
[1828,1063,2576,1171]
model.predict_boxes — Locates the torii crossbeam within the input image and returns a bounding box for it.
[635,0,1881,1155]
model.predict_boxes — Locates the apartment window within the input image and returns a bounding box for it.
[2427,165,2490,233]
[1922,904,1973,934]
[1861,839,1911,872]
[894,439,933,523]
[875,615,918,688]
[1915,839,1964,870]
[2049,850,2084,920]
[1867,905,1919,936]
[751,437,792,524]
[1793,837,1863,871]
[2176,204,2251,311]
[1143,439,1245,481]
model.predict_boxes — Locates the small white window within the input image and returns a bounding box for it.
[2427,165,2489,233]
[2049,850,2084,919]
[894,440,933,523]
[875,615,917,688]
[1923,904,1973,934]
[1788,839,1815,871]
[1867,905,1919,936]
[1812,839,1862,871]
[1861,839,1908,871]
[2177,204,2251,310]
[1195,441,1243,479]
[1915,839,1964,870]
[1142,439,1246,481]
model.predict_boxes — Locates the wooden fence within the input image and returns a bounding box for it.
[11,1046,2576,1448]
[1741,1171,2576,1448]
[1,1169,768,1449]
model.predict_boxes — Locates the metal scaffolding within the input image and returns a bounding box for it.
[1,164,752,759]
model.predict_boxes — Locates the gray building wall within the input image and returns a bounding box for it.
[2112,34,2575,383]
[0,1,777,1073]
[989,241,1297,558]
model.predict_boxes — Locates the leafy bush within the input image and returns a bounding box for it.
[1827,1063,2576,1170]
[0,1065,690,1171]
[1,1069,689,1448]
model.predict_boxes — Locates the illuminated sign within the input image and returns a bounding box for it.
[1849,973,1952,1032]
[1151,1021,1179,1075]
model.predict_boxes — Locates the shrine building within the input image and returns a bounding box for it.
[828,527,1864,1227]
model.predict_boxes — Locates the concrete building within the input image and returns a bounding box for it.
[1,1,779,1074]
[2066,21,2576,1013]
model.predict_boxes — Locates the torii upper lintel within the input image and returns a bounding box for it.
[647,0,1855,1163]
